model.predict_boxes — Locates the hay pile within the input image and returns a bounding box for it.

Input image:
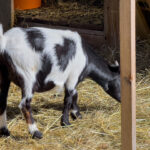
[0,38,150,150]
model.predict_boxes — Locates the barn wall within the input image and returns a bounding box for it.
[0,0,14,32]
[104,0,119,50]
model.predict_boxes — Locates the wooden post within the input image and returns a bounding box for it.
[0,0,14,31]
[120,0,136,149]
[104,0,119,49]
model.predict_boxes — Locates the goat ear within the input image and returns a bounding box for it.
[114,60,119,66]
[109,60,120,73]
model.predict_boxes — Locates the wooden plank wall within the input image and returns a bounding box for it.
[137,0,150,38]
[137,2,150,38]
[120,0,136,149]
[17,21,105,50]
[104,0,119,50]
[0,0,14,31]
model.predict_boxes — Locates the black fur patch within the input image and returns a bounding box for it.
[34,55,55,92]
[0,65,10,115]
[0,51,25,114]
[0,127,10,137]
[55,38,76,71]
[37,55,52,84]
[24,28,45,52]
[0,52,24,89]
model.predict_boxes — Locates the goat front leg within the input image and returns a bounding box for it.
[61,89,74,126]
[70,90,82,120]
[0,68,10,137]
[19,84,42,139]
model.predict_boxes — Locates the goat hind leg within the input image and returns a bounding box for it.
[19,83,42,139]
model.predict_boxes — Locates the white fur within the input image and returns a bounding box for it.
[37,27,87,90]
[18,98,25,109]
[0,24,6,52]
[1,26,87,105]
[28,123,38,135]
[0,110,7,128]
[4,28,42,75]
[115,60,119,66]
[1,27,87,94]
[71,110,78,115]
[4,28,41,108]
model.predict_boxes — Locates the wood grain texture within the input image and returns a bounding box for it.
[120,0,136,150]
[104,0,119,49]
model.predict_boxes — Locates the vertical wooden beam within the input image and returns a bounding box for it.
[120,0,136,149]
[0,0,14,31]
[104,0,119,49]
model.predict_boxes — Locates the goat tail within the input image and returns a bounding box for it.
[0,24,5,53]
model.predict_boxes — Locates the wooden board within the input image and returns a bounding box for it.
[120,0,136,149]
[0,0,14,31]
[145,0,150,6]
[104,0,119,49]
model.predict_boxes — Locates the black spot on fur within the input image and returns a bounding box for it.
[0,65,10,115]
[34,55,55,92]
[24,28,45,52]
[55,38,76,71]
[0,52,24,89]
[37,55,52,84]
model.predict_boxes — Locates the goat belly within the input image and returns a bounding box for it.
[33,79,55,93]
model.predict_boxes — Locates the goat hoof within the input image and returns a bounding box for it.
[71,112,82,120]
[61,121,71,126]
[32,131,43,139]
[0,127,10,137]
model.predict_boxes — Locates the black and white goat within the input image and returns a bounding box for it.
[0,24,120,138]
